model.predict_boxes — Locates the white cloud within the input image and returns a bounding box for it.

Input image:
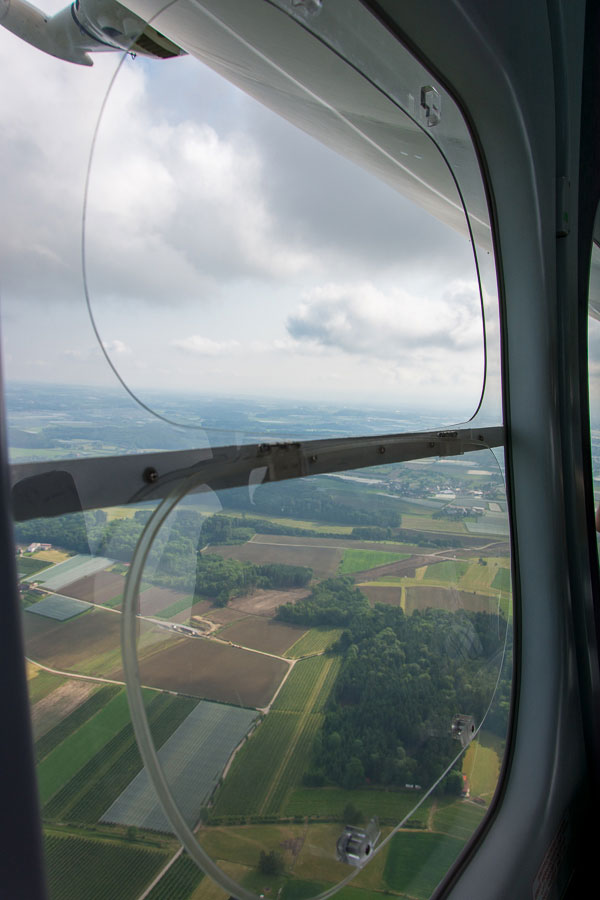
[286,280,483,358]
[170,335,240,356]
[102,339,132,355]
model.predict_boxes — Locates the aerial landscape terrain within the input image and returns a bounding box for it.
[11,384,512,900]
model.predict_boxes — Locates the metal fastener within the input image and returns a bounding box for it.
[143,467,158,484]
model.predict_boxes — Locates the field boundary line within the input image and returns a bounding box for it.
[136,846,183,900]
[259,657,333,815]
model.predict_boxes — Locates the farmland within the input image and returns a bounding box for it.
[103,701,257,832]
[26,665,66,705]
[492,566,512,592]
[212,656,340,818]
[115,634,289,707]
[339,548,410,574]
[405,586,499,614]
[23,606,123,676]
[218,617,306,655]
[229,588,311,618]
[32,679,104,741]
[16,555,52,576]
[383,831,466,899]
[208,540,343,579]
[44,831,170,900]
[59,570,125,605]
[284,627,343,658]
[145,853,204,899]
[37,688,144,805]
[42,691,197,824]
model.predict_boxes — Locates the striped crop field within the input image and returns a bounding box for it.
[285,628,343,658]
[41,692,197,823]
[272,656,339,713]
[44,832,169,900]
[213,655,341,818]
[145,853,204,899]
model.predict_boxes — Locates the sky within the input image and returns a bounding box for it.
[0,0,497,423]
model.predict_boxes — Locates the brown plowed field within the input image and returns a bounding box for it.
[111,637,288,707]
[23,607,121,674]
[171,599,213,624]
[138,586,189,615]
[218,617,306,655]
[229,588,311,618]
[405,586,499,614]
[206,542,342,579]
[359,585,403,607]
[60,571,125,605]
[205,607,248,625]
[351,555,434,581]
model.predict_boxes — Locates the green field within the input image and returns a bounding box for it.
[44,831,169,900]
[145,852,204,900]
[37,689,152,805]
[433,799,487,841]
[284,787,431,822]
[43,693,198,824]
[17,556,52,577]
[425,560,469,583]
[27,668,66,705]
[382,831,466,899]
[491,567,511,592]
[155,595,193,619]
[339,549,410,574]
[213,657,340,817]
[36,685,121,762]
[273,656,340,713]
[284,628,343,658]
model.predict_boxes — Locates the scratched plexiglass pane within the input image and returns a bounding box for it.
[80,0,485,438]
[125,445,512,899]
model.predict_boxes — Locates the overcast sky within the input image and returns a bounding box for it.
[0,1,495,423]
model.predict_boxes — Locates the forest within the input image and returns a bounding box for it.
[277,582,510,791]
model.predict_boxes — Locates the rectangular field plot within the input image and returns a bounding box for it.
[26,554,114,591]
[208,541,343,579]
[32,679,102,742]
[357,585,402,608]
[119,636,289,707]
[23,606,122,675]
[339,549,410,575]
[26,594,92,620]
[42,693,197,824]
[213,657,340,817]
[59,570,125,605]
[228,588,311,618]
[405,586,501,615]
[139,586,191,617]
[218,617,306,654]
[102,701,257,832]
[44,832,169,900]
[285,627,343,658]
[37,688,135,805]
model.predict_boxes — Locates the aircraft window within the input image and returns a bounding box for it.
[1,1,510,898]
[1,0,493,454]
